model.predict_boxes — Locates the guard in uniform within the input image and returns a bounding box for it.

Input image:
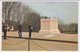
[2,23,7,39]
[18,22,22,38]
[28,23,33,39]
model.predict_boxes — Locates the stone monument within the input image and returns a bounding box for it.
[39,19,60,34]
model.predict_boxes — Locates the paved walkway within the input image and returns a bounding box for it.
[2,31,78,51]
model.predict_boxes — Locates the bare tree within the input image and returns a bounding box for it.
[2,2,41,32]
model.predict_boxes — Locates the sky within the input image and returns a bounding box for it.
[22,2,78,24]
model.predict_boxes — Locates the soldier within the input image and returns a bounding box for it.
[18,22,22,38]
[2,23,7,39]
[28,23,33,39]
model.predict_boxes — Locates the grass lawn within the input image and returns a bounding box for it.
[62,32,78,34]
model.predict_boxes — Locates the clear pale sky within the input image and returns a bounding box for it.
[22,2,78,24]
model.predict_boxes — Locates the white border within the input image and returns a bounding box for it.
[2,0,79,2]
[0,1,79,52]
[0,1,2,52]
[78,1,80,52]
